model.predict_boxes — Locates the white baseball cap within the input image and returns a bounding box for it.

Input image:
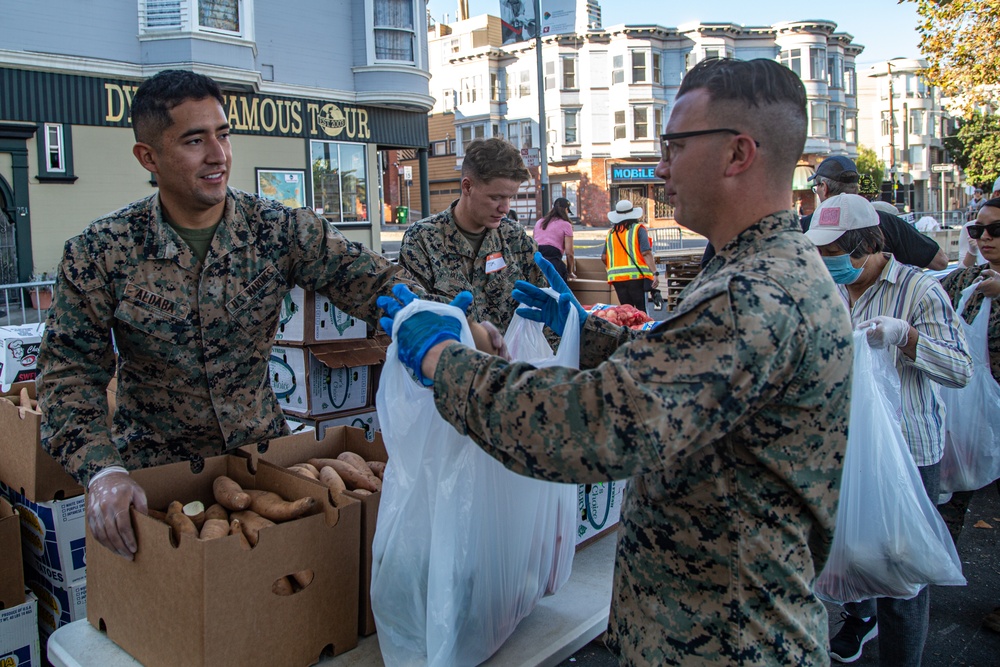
[993,176,1000,194]
[805,193,879,247]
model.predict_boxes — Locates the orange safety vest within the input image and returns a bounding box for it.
[605,224,652,283]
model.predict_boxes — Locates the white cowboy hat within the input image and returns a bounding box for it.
[608,200,643,224]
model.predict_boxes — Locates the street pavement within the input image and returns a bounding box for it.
[559,486,1000,666]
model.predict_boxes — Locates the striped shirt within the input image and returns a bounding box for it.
[842,255,973,466]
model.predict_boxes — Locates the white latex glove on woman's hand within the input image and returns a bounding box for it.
[88,471,148,560]
[858,316,910,349]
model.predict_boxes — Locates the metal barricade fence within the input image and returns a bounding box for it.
[0,280,55,326]
[901,210,967,228]
[650,227,683,254]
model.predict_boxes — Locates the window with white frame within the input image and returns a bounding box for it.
[562,55,577,89]
[431,140,449,156]
[490,72,501,101]
[564,109,579,144]
[845,66,856,96]
[614,110,626,140]
[507,120,533,149]
[441,88,455,111]
[140,0,250,38]
[518,70,531,97]
[705,47,722,60]
[631,51,646,83]
[828,53,844,89]
[828,107,843,141]
[460,75,480,104]
[45,123,65,172]
[810,101,827,136]
[654,107,663,136]
[652,52,662,84]
[459,123,487,154]
[310,140,368,225]
[633,107,648,139]
[881,110,894,137]
[374,0,415,63]
[445,37,460,55]
[780,48,801,76]
[545,61,556,91]
[846,114,857,144]
[909,145,924,169]
[612,55,624,84]
[809,47,826,81]
[909,109,924,135]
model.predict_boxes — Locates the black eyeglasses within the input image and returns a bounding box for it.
[659,129,760,163]
[967,222,1000,239]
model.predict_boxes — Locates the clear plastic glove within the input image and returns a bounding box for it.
[859,316,910,349]
[87,471,148,560]
[378,284,468,385]
[512,251,587,337]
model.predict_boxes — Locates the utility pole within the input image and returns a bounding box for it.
[533,0,550,216]
[887,61,896,205]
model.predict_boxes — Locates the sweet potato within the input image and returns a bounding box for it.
[287,465,319,481]
[229,518,251,549]
[182,500,206,530]
[319,466,347,496]
[366,461,386,480]
[272,576,295,596]
[295,462,320,477]
[166,500,198,543]
[204,503,229,522]
[324,459,380,493]
[230,510,275,547]
[213,475,251,511]
[246,489,316,522]
[146,508,168,522]
[336,451,369,473]
[352,489,372,496]
[199,518,229,540]
[291,569,314,589]
[307,457,343,471]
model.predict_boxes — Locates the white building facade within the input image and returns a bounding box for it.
[411,15,863,225]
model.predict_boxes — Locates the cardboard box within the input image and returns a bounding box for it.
[288,410,381,443]
[0,593,40,667]
[270,339,386,417]
[5,485,87,588]
[253,427,386,636]
[275,287,368,344]
[0,323,43,391]
[26,571,86,638]
[567,278,619,308]
[0,382,83,501]
[574,256,609,281]
[87,454,361,667]
[0,497,25,610]
[576,480,626,549]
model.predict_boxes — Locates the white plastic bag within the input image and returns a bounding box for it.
[940,284,1000,492]
[371,298,578,666]
[813,331,965,604]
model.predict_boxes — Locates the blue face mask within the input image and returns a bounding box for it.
[822,253,863,284]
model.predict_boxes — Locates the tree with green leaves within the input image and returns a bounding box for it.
[943,111,1000,188]
[908,0,1000,115]
[855,145,886,185]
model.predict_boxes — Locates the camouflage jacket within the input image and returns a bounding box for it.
[431,210,852,666]
[398,203,545,332]
[37,189,419,485]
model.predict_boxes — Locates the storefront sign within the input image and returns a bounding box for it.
[0,67,423,146]
[610,163,659,183]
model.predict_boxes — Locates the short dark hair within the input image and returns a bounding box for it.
[832,225,885,258]
[678,58,807,178]
[461,137,530,184]
[131,69,225,145]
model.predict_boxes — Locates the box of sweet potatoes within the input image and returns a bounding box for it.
[86,453,361,667]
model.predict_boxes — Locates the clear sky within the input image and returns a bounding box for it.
[424,0,923,67]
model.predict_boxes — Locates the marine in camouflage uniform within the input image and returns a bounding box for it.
[37,189,420,485]
[428,210,852,665]
[398,201,545,332]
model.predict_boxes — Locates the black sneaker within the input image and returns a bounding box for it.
[830,613,878,663]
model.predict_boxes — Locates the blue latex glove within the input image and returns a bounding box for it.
[512,251,587,337]
[377,284,472,385]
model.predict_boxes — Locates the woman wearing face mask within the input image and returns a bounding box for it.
[805,193,973,666]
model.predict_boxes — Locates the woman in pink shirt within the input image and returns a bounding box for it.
[533,197,576,280]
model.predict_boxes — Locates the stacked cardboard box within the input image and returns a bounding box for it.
[0,496,39,667]
[0,323,43,392]
[567,257,619,307]
[0,381,88,647]
[269,287,385,440]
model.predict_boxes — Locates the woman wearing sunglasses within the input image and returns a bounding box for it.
[938,197,1000,637]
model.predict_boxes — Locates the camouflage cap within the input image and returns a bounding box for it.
[858,173,880,200]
